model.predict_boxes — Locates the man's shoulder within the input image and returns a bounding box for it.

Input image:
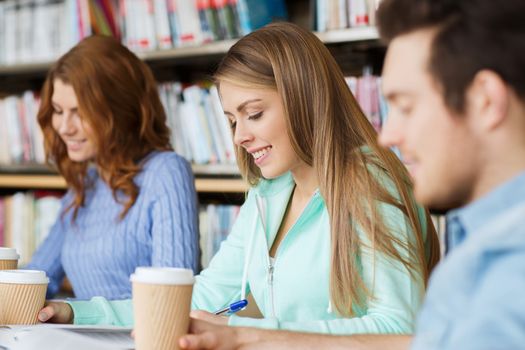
[462,202,525,286]
[431,202,525,292]
[478,201,525,250]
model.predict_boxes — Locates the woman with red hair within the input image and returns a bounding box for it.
[26,35,199,301]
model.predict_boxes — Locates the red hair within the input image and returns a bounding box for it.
[38,35,172,220]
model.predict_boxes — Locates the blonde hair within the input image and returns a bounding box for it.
[215,22,440,315]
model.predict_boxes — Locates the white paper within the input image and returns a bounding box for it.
[0,324,134,350]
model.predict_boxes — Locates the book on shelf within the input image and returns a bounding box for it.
[181,85,215,164]
[153,0,174,49]
[0,0,289,64]
[1,0,81,65]
[4,96,25,163]
[344,71,387,132]
[209,85,236,163]
[158,81,237,165]
[0,191,62,266]
[238,0,287,35]
[212,0,238,40]
[0,92,46,165]
[0,74,386,168]
[199,203,240,268]
[316,0,382,32]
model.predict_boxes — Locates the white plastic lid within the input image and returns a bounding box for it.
[130,267,195,285]
[0,270,49,284]
[0,247,20,260]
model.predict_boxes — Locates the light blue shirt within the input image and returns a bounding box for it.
[27,151,200,300]
[412,171,525,350]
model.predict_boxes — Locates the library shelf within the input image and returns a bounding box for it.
[0,27,379,76]
[0,173,247,193]
[0,163,247,192]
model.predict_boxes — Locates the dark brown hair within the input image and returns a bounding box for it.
[38,35,172,219]
[214,22,440,316]
[377,0,525,112]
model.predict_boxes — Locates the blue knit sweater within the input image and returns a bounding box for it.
[27,151,200,300]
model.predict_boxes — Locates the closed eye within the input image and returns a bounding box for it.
[248,111,263,120]
[225,116,236,129]
[398,106,413,117]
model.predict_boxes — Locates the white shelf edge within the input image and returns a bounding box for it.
[0,60,56,74]
[0,28,379,74]
[138,39,239,61]
[0,163,241,177]
[0,173,247,193]
[314,26,379,44]
[191,163,240,176]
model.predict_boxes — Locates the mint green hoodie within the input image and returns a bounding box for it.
[70,171,430,335]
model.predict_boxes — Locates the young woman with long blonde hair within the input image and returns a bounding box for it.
[188,21,439,333]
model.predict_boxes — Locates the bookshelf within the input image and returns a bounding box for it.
[0,0,387,269]
[0,27,379,77]
[0,28,382,193]
[0,171,247,193]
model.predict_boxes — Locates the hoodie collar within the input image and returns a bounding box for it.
[251,172,296,197]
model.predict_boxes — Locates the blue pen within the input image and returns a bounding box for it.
[214,299,248,315]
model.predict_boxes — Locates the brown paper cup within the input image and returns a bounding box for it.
[0,270,49,325]
[131,268,195,350]
[0,247,19,270]
[0,260,18,270]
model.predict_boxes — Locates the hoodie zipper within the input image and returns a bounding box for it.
[267,262,275,315]
[257,190,320,318]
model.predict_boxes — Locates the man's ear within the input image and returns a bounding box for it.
[465,70,510,131]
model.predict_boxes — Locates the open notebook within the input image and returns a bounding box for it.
[0,324,134,350]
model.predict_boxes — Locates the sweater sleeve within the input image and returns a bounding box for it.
[68,189,255,326]
[147,154,200,274]
[191,190,256,312]
[228,201,425,335]
[26,193,71,298]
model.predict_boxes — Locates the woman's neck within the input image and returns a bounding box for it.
[290,165,319,201]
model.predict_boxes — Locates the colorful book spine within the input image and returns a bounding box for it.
[197,0,216,43]
[153,0,173,48]
[213,0,237,39]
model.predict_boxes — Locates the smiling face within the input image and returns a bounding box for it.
[220,81,307,179]
[379,29,481,210]
[51,79,97,162]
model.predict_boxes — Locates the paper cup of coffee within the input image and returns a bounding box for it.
[0,247,19,270]
[0,270,49,325]
[131,267,194,350]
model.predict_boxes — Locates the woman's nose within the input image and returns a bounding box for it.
[233,120,253,146]
[58,114,76,135]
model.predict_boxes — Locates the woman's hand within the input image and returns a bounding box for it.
[190,310,229,326]
[38,301,74,324]
[179,318,247,350]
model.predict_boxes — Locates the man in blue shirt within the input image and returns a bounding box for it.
[179,0,525,349]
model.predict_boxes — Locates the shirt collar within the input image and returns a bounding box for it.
[446,171,525,250]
